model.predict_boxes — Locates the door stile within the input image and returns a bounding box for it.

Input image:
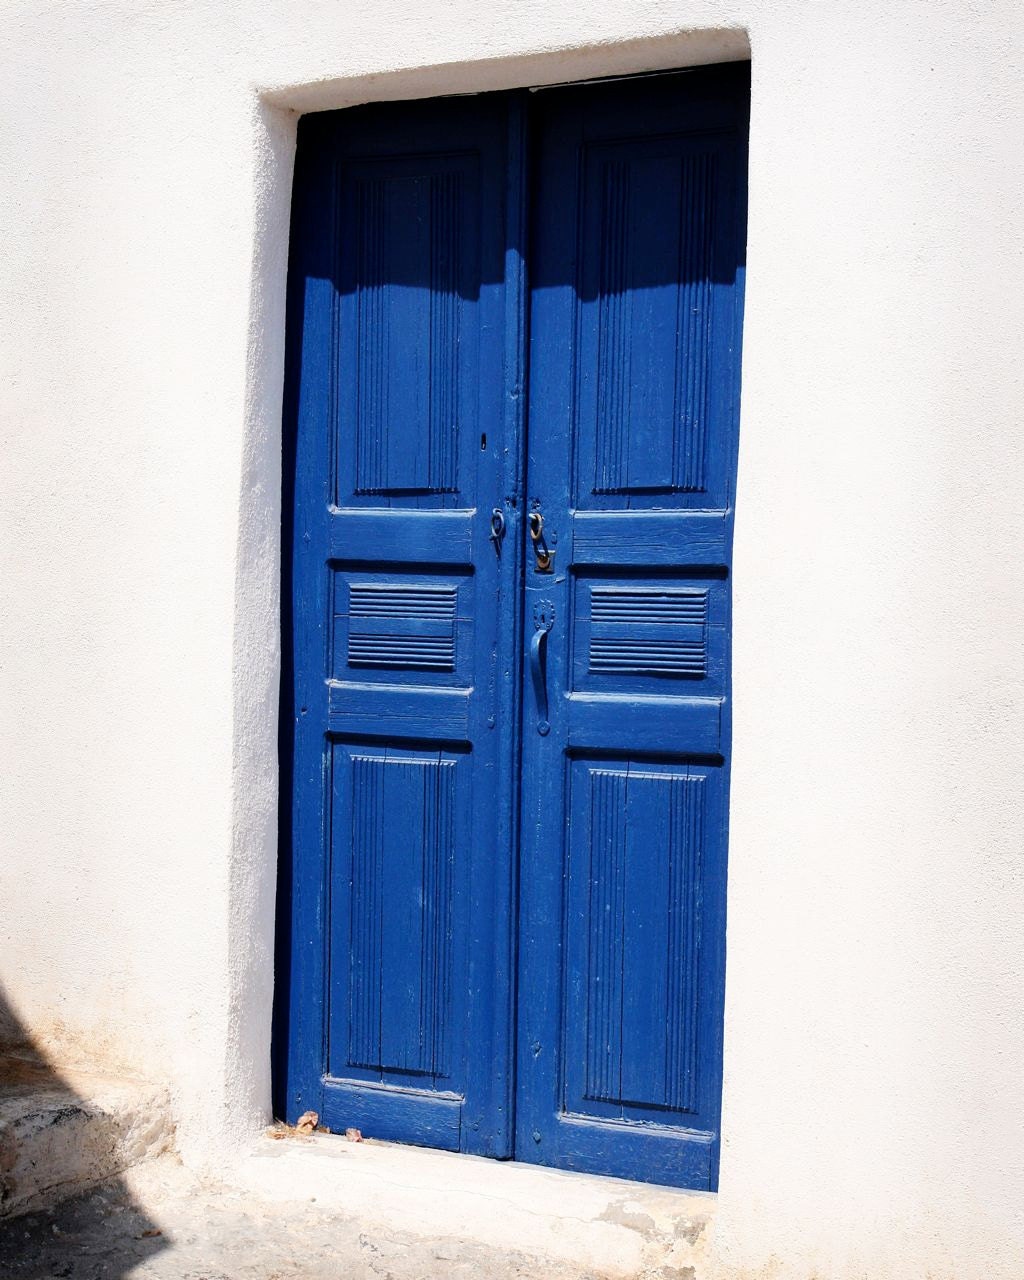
[278,121,339,1127]
[514,83,577,1175]
[483,91,530,1152]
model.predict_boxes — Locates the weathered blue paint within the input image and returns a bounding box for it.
[278,65,748,1189]
[516,67,748,1190]
[279,93,526,1158]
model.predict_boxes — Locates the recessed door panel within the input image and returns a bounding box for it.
[328,743,465,1085]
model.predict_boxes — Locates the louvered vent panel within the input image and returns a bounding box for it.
[589,588,708,678]
[347,585,457,672]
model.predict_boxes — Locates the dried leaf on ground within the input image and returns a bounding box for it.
[295,1110,319,1136]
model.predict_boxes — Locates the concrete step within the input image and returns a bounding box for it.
[0,1052,172,1218]
[2,1152,712,1280]
[229,1128,715,1278]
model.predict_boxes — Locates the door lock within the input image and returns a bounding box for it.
[527,511,554,573]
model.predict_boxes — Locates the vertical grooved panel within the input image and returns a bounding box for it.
[585,770,627,1103]
[355,179,388,495]
[351,171,461,496]
[429,171,459,492]
[345,755,455,1078]
[595,163,631,494]
[674,152,715,494]
[581,767,704,1114]
[664,773,703,1113]
[589,149,717,497]
[348,755,384,1071]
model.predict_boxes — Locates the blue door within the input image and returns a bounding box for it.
[516,71,747,1190]
[279,94,524,1157]
[280,66,747,1189]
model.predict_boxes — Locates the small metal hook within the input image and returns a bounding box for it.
[489,507,506,546]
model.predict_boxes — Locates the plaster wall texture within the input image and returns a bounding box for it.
[1,1,1022,1276]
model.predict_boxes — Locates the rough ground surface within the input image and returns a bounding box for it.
[0,1157,610,1280]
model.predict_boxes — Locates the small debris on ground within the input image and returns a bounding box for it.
[295,1110,319,1136]
[345,1127,363,1142]
[264,1114,321,1143]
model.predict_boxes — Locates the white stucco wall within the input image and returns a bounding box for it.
[1,1,1022,1276]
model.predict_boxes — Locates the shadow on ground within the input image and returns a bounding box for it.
[0,984,169,1279]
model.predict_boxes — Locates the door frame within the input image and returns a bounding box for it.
[272,60,748,1190]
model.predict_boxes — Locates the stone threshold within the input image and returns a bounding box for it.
[225,1128,717,1278]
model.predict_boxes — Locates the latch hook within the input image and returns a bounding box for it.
[527,510,554,572]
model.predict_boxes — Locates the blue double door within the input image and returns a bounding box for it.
[280,66,748,1191]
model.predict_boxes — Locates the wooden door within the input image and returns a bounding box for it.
[280,93,524,1157]
[280,66,748,1190]
[515,68,748,1190]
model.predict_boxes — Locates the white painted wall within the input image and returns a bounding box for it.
[1,1,1022,1275]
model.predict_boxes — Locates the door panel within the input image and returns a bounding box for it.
[516,67,748,1189]
[281,95,524,1157]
